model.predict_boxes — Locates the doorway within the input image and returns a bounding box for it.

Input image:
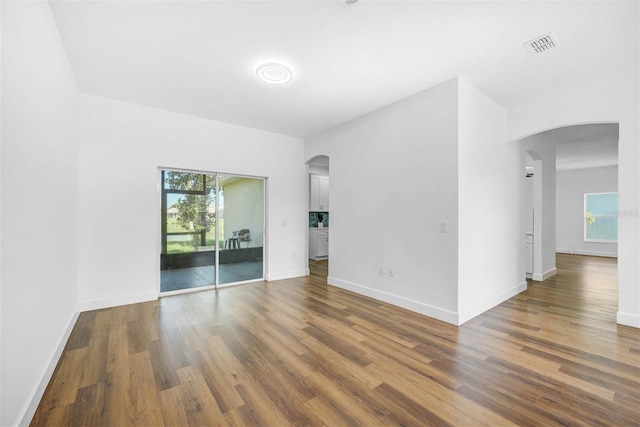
[307,155,330,279]
[159,169,265,294]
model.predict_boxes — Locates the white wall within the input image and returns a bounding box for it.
[306,78,527,325]
[556,166,618,257]
[457,79,524,323]
[1,2,80,425]
[223,178,264,248]
[306,78,460,324]
[78,94,308,310]
[508,3,638,328]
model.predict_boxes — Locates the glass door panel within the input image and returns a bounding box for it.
[218,175,264,285]
[160,170,217,292]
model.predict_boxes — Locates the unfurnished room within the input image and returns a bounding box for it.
[1,1,639,426]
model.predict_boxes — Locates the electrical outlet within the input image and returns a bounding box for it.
[378,264,384,275]
[388,267,394,277]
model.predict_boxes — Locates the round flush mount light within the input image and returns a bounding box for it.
[256,63,293,84]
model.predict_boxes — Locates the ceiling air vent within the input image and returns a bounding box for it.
[524,33,559,55]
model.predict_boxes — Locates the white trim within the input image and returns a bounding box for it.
[532,267,557,282]
[556,248,617,258]
[217,278,264,288]
[458,281,528,325]
[160,284,217,297]
[16,310,80,427]
[617,311,640,328]
[266,269,309,281]
[78,291,157,312]
[327,276,459,325]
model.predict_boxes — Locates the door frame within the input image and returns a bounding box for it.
[157,166,266,296]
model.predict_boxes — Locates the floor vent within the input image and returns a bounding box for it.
[524,33,559,55]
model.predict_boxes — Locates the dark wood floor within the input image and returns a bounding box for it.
[32,254,639,426]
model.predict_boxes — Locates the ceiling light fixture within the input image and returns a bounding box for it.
[256,63,293,84]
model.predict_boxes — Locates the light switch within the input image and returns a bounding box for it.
[440,221,448,233]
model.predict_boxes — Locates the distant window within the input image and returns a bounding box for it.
[584,192,618,243]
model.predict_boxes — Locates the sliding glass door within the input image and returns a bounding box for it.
[160,169,264,293]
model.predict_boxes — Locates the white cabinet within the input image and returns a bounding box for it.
[309,228,329,260]
[310,174,330,211]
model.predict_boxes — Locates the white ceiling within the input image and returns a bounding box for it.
[49,0,635,143]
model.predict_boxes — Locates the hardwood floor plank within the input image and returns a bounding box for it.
[44,347,88,407]
[302,323,373,367]
[148,327,190,392]
[190,350,245,414]
[71,382,106,426]
[216,323,320,416]
[77,317,110,389]
[128,351,164,426]
[64,311,96,351]
[127,319,149,355]
[362,340,460,392]
[231,382,301,426]
[303,372,388,425]
[374,382,453,427]
[105,306,130,375]
[304,395,363,426]
[300,335,382,390]
[347,314,420,348]
[31,254,640,426]
[367,352,517,426]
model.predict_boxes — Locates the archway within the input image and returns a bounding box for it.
[516,122,619,285]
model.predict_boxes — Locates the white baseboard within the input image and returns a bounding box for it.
[265,268,309,281]
[16,310,80,427]
[532,267,557,282]
[556,248,617,258]
[327,276,459,325]
[458,281,527,325]
[617,311,640,328]
[78,291,157,312]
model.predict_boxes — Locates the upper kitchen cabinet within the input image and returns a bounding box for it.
[310,174,330,211]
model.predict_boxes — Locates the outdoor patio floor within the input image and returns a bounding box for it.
[160,261,263,292]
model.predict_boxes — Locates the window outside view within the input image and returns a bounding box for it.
[162,171,223,254]
[584,192,618,243]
